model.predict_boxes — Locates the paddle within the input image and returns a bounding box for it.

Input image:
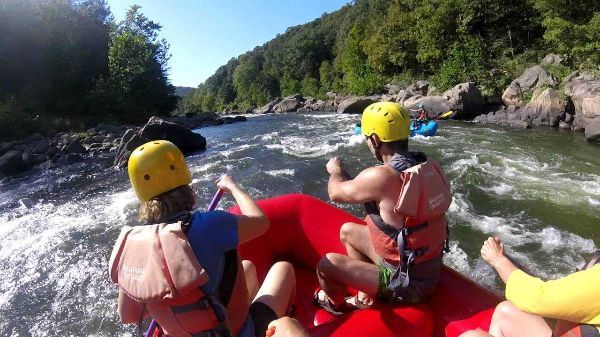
[145,188,225,337]
[436,110,454,120]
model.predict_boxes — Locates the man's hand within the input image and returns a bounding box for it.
[481,237,505,268]
[326,157,343,175]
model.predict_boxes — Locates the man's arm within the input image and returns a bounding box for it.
[327,157,387,204]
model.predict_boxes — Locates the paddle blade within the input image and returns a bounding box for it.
[438,111,454,119]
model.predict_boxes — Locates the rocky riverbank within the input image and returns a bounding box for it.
[218,55,599,144]
[0,114,247,180]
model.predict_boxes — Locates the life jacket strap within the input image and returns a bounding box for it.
[171,296,211,314]
[190,324,231,337]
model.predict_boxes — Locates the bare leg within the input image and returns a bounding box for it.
[488,301,551,337]
[339,222,379,305]
[253,261,296,318]
[243,260,259,307]
[316,252,379,307]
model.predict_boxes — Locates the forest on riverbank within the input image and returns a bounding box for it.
[182,0,600,113]
[0,0,177,141]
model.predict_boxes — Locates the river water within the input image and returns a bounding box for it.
[1,112,598,336]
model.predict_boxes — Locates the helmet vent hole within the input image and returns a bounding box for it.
[139,147,144,151]
[170,164,175,171]
[144,174,150,180]
[154,142,159,144]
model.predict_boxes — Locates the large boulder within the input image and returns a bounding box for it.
[0,150,32,176]
[114,117,206,168]
[584,119,600,143]
[520,88,566,127]
[255,99,282,114]
[441,82,484,119]
[564,80,600,119]
[274,98,303,113]
[513,65,557,92]
[394,90,413,105]
[337,96,376,114]
[406,81,430,96]
[502,82,524,107]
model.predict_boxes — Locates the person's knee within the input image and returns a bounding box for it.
[339,222,354,243]
[495,300,519,320]
[317,253,343,277]
[272,261,295,281]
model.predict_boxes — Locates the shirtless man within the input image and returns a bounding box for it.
[314,102,452,313]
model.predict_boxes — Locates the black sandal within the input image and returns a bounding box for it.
[312,289,354,316]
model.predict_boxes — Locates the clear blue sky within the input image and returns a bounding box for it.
[107,0,350,87]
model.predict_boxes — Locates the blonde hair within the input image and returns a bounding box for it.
[139,185,196,224]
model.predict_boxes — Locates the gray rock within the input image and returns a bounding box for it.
[520,88,566,127]
[559,121,571,130]
[256,99,282,114]
[513,65,557,92]
[274,98,303,113]
[507,105,520,114]
[541,54,567,65]
[114,117,206,168]
[502,83,524,107]
[297,107,311,112]
[427,86,440,97]
[384,84,401,95]
[407,81,430,96]
[0,150,31,176]
[337,96,376,114]
[395,90,413,105]
[441,82,485,119]
[584,119,600,143]
[30,140,49,154]
[64,140,86,154]
[564,113,574,123]
[564,80,600,118]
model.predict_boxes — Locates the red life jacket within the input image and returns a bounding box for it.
[365,157,452,268]
[109,220,230,337]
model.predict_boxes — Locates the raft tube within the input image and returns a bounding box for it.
[411,120,439,137]
[230,194,501,337]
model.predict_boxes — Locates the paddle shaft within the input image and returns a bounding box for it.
[144,189,225,337]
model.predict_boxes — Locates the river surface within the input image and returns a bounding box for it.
[1,112,598,336]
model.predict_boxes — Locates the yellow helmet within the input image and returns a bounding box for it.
[128,140,192,201]
[361,102,410,142]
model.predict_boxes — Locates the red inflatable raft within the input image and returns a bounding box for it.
[231,194,501,337]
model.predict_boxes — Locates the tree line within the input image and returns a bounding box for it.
[182,0,600,114]
[0,0,177,141]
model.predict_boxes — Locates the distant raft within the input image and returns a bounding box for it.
[411,120,439,137]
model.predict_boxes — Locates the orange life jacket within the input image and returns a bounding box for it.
[366,156,451,266]
[109,219,230,337]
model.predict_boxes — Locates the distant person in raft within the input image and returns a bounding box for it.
[411,102,429,125]
[108,140,296,337]
[314,102,452,314]
[459,238,600,337]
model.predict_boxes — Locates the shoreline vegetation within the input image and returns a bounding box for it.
[1,0,599,178]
